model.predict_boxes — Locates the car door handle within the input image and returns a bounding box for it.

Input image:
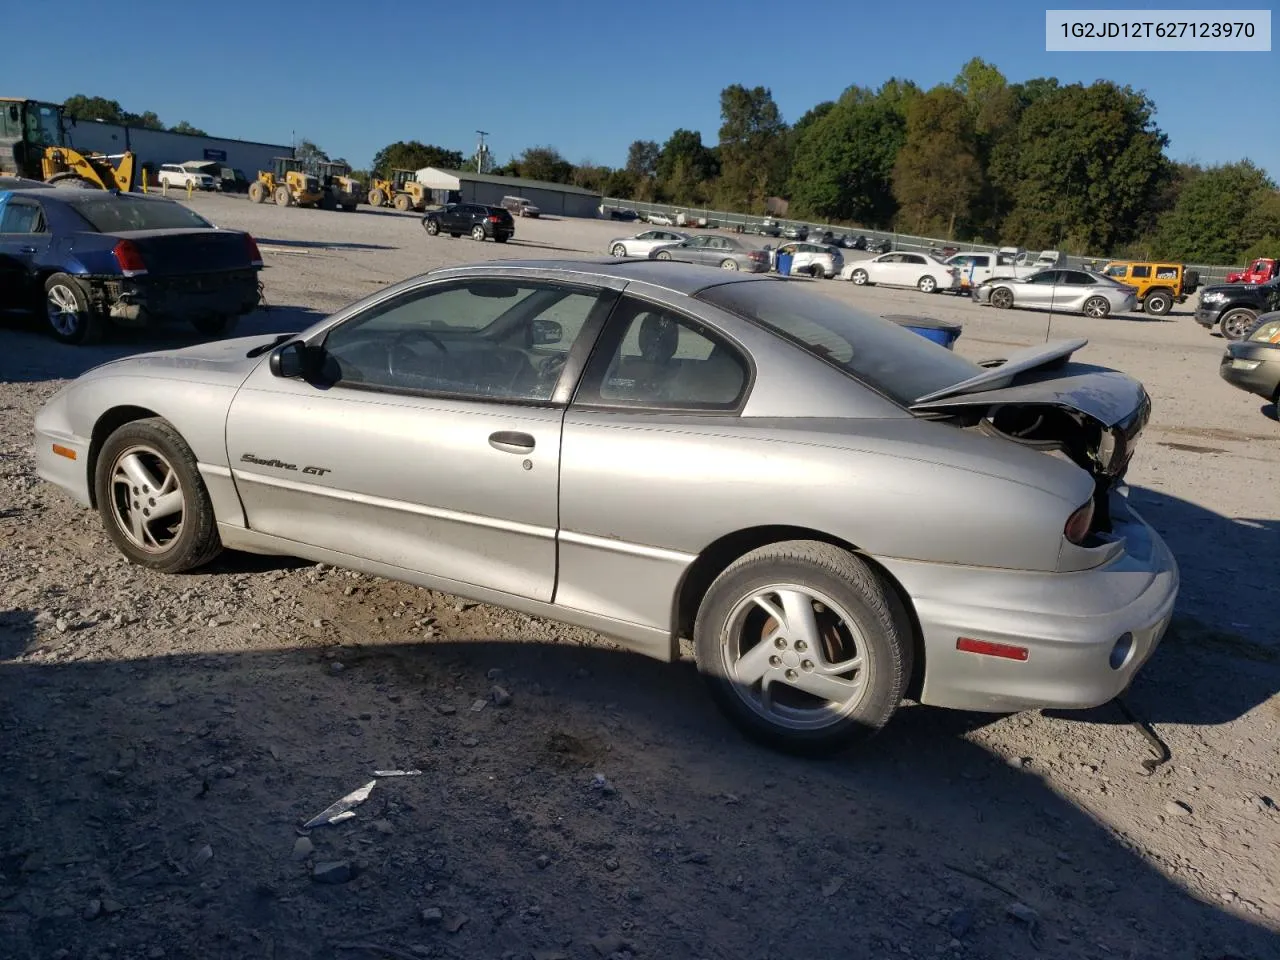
[488,431,535,454]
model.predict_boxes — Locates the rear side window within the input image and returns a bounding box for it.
[1155,265,1179,280]
[67,197,213,232]
[0,200,44,233]
[1130,265,1151,278]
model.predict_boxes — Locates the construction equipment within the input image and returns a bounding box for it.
[314,160,361,211]
[247,157,323,208]
[0,98,136,191]
[367,168,427,212]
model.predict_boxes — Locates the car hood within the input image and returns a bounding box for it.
[81,334,286,388]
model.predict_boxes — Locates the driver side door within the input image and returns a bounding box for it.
[224,275,620,602]
[672,236,711,264]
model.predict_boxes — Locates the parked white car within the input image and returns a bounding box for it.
[608,229,691,258]
[841,252,961,293]
[772,241,843,279]
[156,163,215,191]
[646,212,675,226]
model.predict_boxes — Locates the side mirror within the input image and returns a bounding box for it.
[270,340,317,379]
[531,318,562,346]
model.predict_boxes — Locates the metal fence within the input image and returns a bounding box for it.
[600,197,1243,285]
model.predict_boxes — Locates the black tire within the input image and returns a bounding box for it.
[248,181,267,204]
[849,268,869,286]
[273,185,292,207]
[319,191,337,211]
[611,243,627,257]
[393,194,411,213]
[191,315,239,338]
[44,273,103,345]
[48,173,100,189]
[1220,308,1257,341]
[694,540,912,755]
[368,188,386,207]
[1144,289,1172,316]
[656,250,672,260]
[471,225,487,241]
[1083,296,1111,318]
[93,418,222,573]
[809,264,824,279]
[989,286,1014,309]
[342,203,357,212]
[917,275,937,293]
[423,217,439,235]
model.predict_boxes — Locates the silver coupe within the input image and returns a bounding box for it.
[974,268,1138,317]
[34,259,1178,753]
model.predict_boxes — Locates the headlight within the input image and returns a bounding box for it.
[1201,292,1226,303]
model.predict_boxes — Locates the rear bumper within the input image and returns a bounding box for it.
[877,492,1179,713]
[99,270,261,326]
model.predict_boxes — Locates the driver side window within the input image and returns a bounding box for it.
[320,280,611,403]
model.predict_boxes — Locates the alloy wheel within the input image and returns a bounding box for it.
[108,445,186,554]
[46,284,81,337]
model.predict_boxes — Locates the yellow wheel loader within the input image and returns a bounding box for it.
[1,98,136,191]
[367,168,427,212]
[314,161,361,212]
[248,157,324,208]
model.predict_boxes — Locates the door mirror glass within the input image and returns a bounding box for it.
[270,340,316,379]
[531,318,563,346]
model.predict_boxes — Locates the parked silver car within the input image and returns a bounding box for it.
[608,229,690,259]
[34,260,1177,753]
[648,235,770,272]
[975,268,1139,318]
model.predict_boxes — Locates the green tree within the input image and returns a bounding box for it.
[169,121,208,136]
[656,128,717,201]
[295,139,329,163]
[1002,81,1169,251]
[571,160,611,192]
[601,168,637,198]
[1153,161,1280,262]
[62,95,164,129]
[371,141,464,178]
[788,86,906,226]
[892,87,980,237]
[625,140,660,178]
[513,146,573,183]
[715,84,788,212]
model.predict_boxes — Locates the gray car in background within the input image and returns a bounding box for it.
[976,268,1139,318]
[649,234,770,272]
[34,260,1177,754]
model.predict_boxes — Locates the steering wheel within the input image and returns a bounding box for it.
[387,329,447,380]
[537,352,567,384]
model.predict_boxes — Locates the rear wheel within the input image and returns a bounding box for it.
[720,258,739,271]
[809,264,825,279]
[45,273,103,345]
[917,275,937,293]
[48,173,99,189]
[1220,308,1257,341]
[273,185,292,207]
[94,418,222,573]
[423,217,440,235]
[694,541,912,755]
[368,188,386,207]
[248,181,267,204]
[1083,296,1111,318]
[393,194,411,213]
[1144,289,1172,315]
[471,225,487,241]
[989,286,1014,309]
[656,250,672,261]
[849,268,868,285]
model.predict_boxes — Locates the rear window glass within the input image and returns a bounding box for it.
[695,279,980,407]
[67,196,213,232]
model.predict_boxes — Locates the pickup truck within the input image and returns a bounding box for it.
[1195,276,1280,340]
[945,250,1054,292]
[1226,258,1279,284]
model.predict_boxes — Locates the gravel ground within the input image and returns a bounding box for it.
[1,194,1277,960]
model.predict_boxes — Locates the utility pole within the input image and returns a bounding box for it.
[475,130,489,173]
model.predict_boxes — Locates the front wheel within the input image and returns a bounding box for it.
[273,185,292,207]
[45,273,103,345]
[917,275,937,293]
[423,217,440,235]
[694,541,912,755]
[1083,296,1111,318]
[1220,309,1257,341]
[94,418,223,573]
[393,194,411,213]
[611,243,627,257]
[1143,290,1172,316]
[989,286,1014,309]
[368,188,386,207]
[248,181,266,204]
[849,268,868,285]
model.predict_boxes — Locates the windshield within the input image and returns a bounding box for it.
[696,280,980,407]
[67,196,214,232]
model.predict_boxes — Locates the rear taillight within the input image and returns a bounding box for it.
[245,234,264,267]
[1064,499,1095,545]
[112,240,147,277]
[488,215,500,223]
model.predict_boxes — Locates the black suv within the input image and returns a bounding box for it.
[422,203,514,243]
[1195,276,1280,340]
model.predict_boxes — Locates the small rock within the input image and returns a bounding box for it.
[372,819,394,836]
[190,844,213,869]
[330,662,346,674]
[1165,800,1192,817]
[948,908,974,939]
[822,877,845,898]
[148,948,166,959]
[1056,851,1073,863]
[83,899,102,921]
[486,668,503,680]
[591,773,616,795]
[470,699,487,713]
[532,951,568,960]
[1097,879,1118,893]
[421,906,444,925]
[291,837,315,861]
[678,851,709,865]
[312,619,324,628]
[589,934,630,956]
[461,736,479,747]
[536,854,551,869]
[436,704,457,715]
[491,685,512,707]
[443,913,469,933]
[312,860,354,884]
[1006,902,1039,925]
[604,857,620,872]
[101,898,124,915]
[55,618,69,633]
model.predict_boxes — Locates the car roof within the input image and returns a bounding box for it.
[431,257,768,296]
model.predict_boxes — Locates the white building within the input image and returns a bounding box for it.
[415,167,602,219]
[64,119,293,181]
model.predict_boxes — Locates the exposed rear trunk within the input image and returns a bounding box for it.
[112,229,254,276]
[911,341,1151,535]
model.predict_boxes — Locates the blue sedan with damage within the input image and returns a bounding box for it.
[0,187,263,344]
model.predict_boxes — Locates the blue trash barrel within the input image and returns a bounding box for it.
[776,252,793,275]
[882,314,962,350]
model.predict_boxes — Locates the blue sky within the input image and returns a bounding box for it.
[8,0,1276,177]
